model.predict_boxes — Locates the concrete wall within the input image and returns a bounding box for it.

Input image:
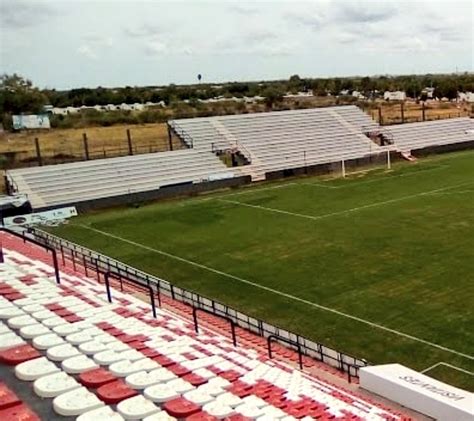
[35,175,251,213]
[265,152,397,181]
[413,140,474,157]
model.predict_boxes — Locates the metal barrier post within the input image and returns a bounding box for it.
[104,272,113,303]
[52,251,61,285]
[148,285,157,318]
[193,307,237,347]
[267,335,303,370]
[83,256,88,276]
[156,280,162,307]
[193,307,199,333]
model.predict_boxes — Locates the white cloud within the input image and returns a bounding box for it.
[0,0,56,29]
[84,34,114,47]
[332,0,399,24]
[125,23,163,39]
[77,45,98,60]
[144,40,168,56]
[1,0,471,88]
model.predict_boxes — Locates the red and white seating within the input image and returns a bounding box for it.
[0,241,411,420]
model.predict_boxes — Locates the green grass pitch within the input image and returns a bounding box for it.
[50,150,474,390]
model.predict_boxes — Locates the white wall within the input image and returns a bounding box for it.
[360,364,474,421]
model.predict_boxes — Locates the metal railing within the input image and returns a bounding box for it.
[0,227,61,284]
[28,228,367,378]
[168,121,194,149]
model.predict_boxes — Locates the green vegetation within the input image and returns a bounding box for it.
[50,151,474,391]
[2,73,473,130]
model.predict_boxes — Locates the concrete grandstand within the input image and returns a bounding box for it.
[5,106,474,211]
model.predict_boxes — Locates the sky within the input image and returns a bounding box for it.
[0,0,473,89]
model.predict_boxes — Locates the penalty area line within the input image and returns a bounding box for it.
[73,223,474,362]
[421,362,474,377]
[218,180,474,222]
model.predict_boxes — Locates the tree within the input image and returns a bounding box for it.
[406,79,422,99]
[288,74,303,93]
[434,79,458,100]
[0,74,47,114]
[262,87,284,108]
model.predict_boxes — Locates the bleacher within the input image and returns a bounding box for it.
[0,231,411,420]
[6,149,237,210]
[387,117,474,153]
[6,107,473,212]
[169,106,382,180]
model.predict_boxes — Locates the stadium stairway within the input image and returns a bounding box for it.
[0,232,414,420]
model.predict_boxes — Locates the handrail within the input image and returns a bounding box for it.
[0,227,60,284]
[4,173,20,195]
[168,121,194,149]
[28,228,369,377]
[235,141,252,163]
[268,334,303,370]
[91,268,158,319]
[193,306,237,347]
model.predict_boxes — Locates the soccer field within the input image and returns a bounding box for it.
[50,150,474,390]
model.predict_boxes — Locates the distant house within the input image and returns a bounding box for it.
[339,89,350,96]
[422,87,435,99]
[51,107,67,115]
[384,91,406,101]
[352,90,365,99]
[65,107,79,114]
[284,91,313,98]
[458,92,474,103]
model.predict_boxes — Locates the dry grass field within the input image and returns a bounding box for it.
[369,100,470,124]
[0,123,174,167]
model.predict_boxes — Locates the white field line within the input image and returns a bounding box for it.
[301,164,450,190]
[426,190,474,196]
[170,182,300,208]
[74,223,474,361]
[421,361,474,376]
[218,182,299,198]
[219,180,474,222]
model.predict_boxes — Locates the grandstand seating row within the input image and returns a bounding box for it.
[5,106,473,210]
[386,117,474,152]
[169,106,382,178]
[6,149,237,209]
[0,234,411,420]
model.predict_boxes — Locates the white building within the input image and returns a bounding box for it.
[284,91,313,98]
[352,90,365,99]
[384,91,406,101]
[458,92,474,102]
[422,87,435,99]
